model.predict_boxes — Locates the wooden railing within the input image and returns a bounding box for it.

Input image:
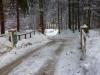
[17,30,35,41]
[80,25,89,59]
[0,30,35,47]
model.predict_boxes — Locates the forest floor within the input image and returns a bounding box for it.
[1,29,100,75]
[0,38,84,75]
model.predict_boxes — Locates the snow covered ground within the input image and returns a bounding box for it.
[0,31,49,54]
[0,29,85,75]
[8,41,62,75]
[45,29,79,40]
[82,29,100,75]
[45,29,59,37]
[0,37,13,55]
[7,37,83,75]
[54,38,83,75]
[0,32,50,68]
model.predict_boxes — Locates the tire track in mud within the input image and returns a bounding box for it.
[0,41,57,75]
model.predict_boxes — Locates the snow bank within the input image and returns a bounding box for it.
[82,57,99,75]
[45,29,58,37]
[0,37,13,48]
[48,29,80,40]
[0,37,13,54]
[89,29,100,38]
[82,30,100,75]
[16,32,50,48]
[0,33,50,69]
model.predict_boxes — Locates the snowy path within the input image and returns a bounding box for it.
[0,36,84,75]
[41,40,67,75]
[54,38,84,75]
[8,40,63,75]
[38,38,84,75]
[0,41,55,75]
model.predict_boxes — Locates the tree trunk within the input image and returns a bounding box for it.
[16,0,20,31]
[68,0,71,29]
[87,9,91,29]
[61,5,63,30]
[38,0,44,34]
[86,0,91,29]
[58,0,60,34]
[0,0,5,34]
[87,0,91,29]
[40,12,44,34]
[77,0,80,31]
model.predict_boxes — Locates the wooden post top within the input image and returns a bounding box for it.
[81,24,89,33]
[81,24,88,28]
[8,29,17,32]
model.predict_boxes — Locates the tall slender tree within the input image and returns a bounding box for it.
[38,0,44,34]
[68,0,71,29]
[0,0,5,34]
[16,0,19,31]
[58,0,60,33]
[87,0,91,29]
[16,0,28,31]
[77,0,80,31]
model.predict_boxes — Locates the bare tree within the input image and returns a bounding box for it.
[87,0,92,29]
[16,0,28,31]
[0,0,5,34]
[38,0,44,34]
[68,0,71,29]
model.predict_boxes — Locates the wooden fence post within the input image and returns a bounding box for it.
[80,24,89,59]
[8,29,17,47]
[80,24,88,49]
